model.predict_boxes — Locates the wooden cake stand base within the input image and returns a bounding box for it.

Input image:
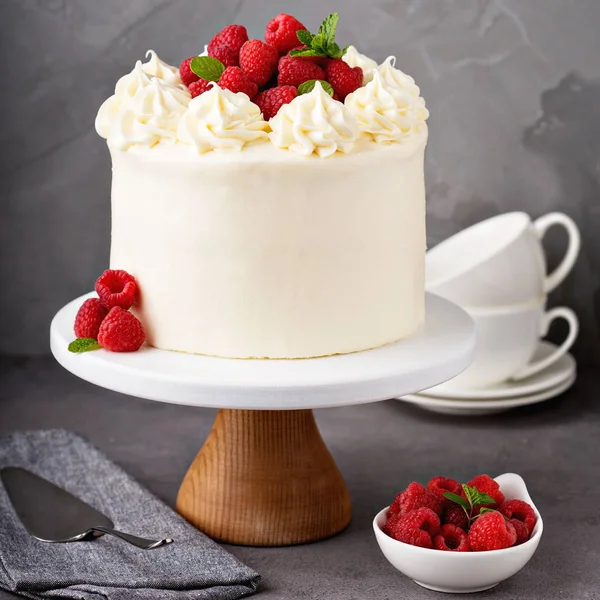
[176,409,351,546]
[51,293,475,547]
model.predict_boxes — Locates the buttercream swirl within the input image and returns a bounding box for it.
[342,45,378,84]
[345,70,426,143]
[141,49,183,87]
[177,85,269,153]
[269,82,359,157]
[97,76,191,150]
[376,56,429,123]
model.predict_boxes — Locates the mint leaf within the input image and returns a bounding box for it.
[311,33,328,55]
[326,40,343,59]
[190,56,225,82]
[478,507,496,515]
[296,29,314,46]
[290,48,326,57]
[318,12,339,43]
[474,491,496,506]
[298,80,334,96]
[68,338,101,353]
[443,492,470,514]
[461,484,477,508]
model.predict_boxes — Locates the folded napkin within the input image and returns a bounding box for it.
[0,429,260,600]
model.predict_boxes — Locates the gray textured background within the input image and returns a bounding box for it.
[1,0,599,363]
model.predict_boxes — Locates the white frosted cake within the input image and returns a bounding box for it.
[95,14,429,359]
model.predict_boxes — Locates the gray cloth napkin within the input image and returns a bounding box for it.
[0,429,260,600]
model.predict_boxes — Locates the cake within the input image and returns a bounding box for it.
[94,13,429,359]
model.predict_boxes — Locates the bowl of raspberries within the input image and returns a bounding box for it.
[373,473,543,593]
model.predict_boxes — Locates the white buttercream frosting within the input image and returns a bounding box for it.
[342,45,378,84]
[141,49,183,87]
[177,85,268,153]
[96,75,191,150]
[345,70,426,143]
[269,82,359,157]
[376,56,429,123]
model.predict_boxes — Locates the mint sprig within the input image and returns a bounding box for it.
[297,80,334,96]
[443,484,498,529]
[290,12,348,59]
[68,338,101,353]
[190,56,225,82]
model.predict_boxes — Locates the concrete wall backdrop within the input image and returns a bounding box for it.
[1,0,599,363]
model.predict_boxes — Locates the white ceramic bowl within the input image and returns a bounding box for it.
[373,473,543,593]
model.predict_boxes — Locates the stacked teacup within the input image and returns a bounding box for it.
[421,212,580,408]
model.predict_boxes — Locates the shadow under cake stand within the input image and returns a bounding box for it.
[50,292,475,547]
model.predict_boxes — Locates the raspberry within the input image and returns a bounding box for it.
[277,55,326,88]
[510,518,530,545]
[95,270,137,310]
[218,67,258,99]
[265,13,307,55]
[443,504,470,530]
[468,511,517,551]
[389,482,443,517]
[383,511,401,537]
[189,79,212,98]
[179,57,199,87]
[208,24,248,56]
[254,85,297,119]
[388,508,440,548]
[433,524,471,552]
[325,59,363,100]
[466,474,505,511]
[239,40,279,87]
[427,476,462,505]
[208,44,238,67]
[499,499,537,534]
[73,298,108,340]
[97,307,145,352]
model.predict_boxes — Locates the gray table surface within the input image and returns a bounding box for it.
[1,356,599,600]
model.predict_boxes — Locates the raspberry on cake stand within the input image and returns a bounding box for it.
[50,292,475,547]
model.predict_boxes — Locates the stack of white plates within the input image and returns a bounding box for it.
[398,341,576,416]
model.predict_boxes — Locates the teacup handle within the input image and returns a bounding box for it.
[511,307,579,381]
[533,213,581,294]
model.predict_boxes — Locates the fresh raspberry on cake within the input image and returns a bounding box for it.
[427,476,462,505]
[510,518,530,545]
[74,298,108,340]
[265,13,308,55]
[499,499,537,534]
[208,24,248,56]
[443,504,470,530]
[239,40,279,87]
[97,307,145,352]
[468,511,517,551]
[218,67,258,99]
[254,85,297,119]
[465,474,505,511]
[325,59,362,100]
[387,507,440,548]
[179,57,200,87]
[433,524,471,552]
[95,269,137,310]
[389,482,443,516]
[277,55,326,88]
[208,44,239,67]
[189,79,212,98]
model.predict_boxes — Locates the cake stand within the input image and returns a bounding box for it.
[50,292,475,547]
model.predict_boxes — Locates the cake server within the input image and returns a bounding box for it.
[1,467,173,549]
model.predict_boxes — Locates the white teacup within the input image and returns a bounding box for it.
[431,299,578,391]
[426,212,580,307]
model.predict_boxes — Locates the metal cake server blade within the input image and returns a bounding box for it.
[1,467,173,549]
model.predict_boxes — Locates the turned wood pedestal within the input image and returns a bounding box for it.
[176,409,352,546]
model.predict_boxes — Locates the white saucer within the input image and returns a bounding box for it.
[421,341,575,400]
[398,374,576,416]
